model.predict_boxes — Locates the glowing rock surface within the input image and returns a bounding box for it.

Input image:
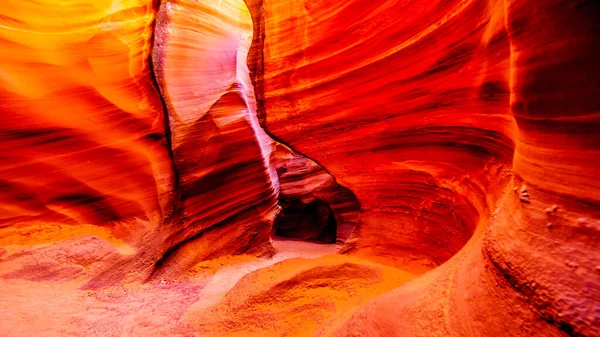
[0,0,598,336]
[0,0,172,227]
[150,0,279,278]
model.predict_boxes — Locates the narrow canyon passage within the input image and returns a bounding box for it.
[0,0,598,336]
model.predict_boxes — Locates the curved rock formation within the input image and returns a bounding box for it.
[247,0,517,271]
[0,0,173,230]
[149,0,279,278]
[189,254,416,337]
[0,0,598,336]
[0,0,181,286]
[247,0,600,335]
[271,143,360,244]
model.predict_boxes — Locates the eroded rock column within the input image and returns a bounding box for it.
[150,0,280,277]
[246,0,517,271]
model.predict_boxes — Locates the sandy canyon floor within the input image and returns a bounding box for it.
[0,237,416,337]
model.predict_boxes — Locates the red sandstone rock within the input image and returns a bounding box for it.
[0,0,174,230]
[271,143,360,244]
[145,0,282,278]
[247,0,518,271]
[0,0,598,336]
[248,0,600,335]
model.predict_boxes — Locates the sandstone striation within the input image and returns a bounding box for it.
[271,143,360,245]
[0,0,178,287]
[0,0,173,230]
[247,0,518,272]
[248,0,600,335]
[149,0,280,279]
[0,0,598,336]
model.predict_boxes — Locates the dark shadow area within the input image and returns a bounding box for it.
[274,199,337,244]
[269,145,360,246]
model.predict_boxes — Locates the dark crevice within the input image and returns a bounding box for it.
[148,0,180,221]
[274,199,337,244]
[245,0,362,247]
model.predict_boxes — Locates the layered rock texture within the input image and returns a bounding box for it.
[247,0,600,335]
[149,0,279,279]
[248,0,517,271]
[271,143,360,244]
[0,0,599,336]
[0,0,172,229]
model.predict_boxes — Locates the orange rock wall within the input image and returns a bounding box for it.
[486,0,600,334]
[0,0,173,231]
[0,0,284,284]
[249,0,517,270]
[150,0,279,278]
[0,0,598,335]
[248,0,600,335]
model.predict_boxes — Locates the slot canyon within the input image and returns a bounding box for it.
[0,0,598,336]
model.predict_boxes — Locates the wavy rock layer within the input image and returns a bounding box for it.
[0,0,289,286]
[248,0,600,335]
[0,0,598,336]
[248,0,517,271]
[271,143,360,244]
[0,0,173,231]
[150,0,280,278]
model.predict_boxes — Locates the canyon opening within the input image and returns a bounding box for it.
[0,0,598,337]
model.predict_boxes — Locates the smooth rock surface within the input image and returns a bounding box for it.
[0,0,598,336]
[150,0,280,278]
[0,0,174,231]
[247,0,600,335]
[248,0,517,271]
